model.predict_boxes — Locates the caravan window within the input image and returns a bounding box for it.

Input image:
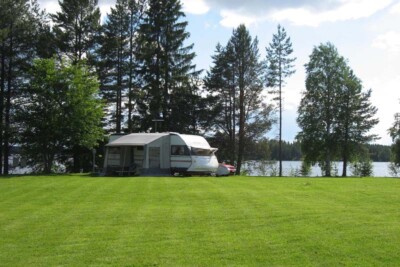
[171,145,190,156]
[191,147,213,156]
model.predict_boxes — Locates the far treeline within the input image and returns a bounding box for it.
[1,0,400,176]
[239,140,391,163]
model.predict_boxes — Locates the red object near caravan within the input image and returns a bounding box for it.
[216,163,236,176]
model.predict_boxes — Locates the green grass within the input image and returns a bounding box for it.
[1,175,400,266]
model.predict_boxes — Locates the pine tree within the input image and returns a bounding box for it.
[204,43,237,163]
[126,0,147,132]
[98,0,131,133]
[265,24,296,177]
[96,0,146,134]
[205,25,273,173]
[136,0,200,132]
[0,0,46,174]
[51,0,102,172]
[51,0,101,63]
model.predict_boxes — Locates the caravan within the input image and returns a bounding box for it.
[103,132,219,176]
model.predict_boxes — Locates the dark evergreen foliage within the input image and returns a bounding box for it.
[96,0,146,133]
[204,43,237,163]
[0,0,47,174]
[265,24,296,176]
[367,144,390,162]
[136,0,202,133]
[205,25,274,173]
[51,0,101,63]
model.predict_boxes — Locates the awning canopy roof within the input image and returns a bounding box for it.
[106,133,169,147]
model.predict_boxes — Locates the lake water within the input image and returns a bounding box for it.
[10,160,394,177]
[243,161,393,177]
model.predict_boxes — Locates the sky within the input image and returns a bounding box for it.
[38,0,400,145]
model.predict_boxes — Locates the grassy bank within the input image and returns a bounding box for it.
[1,175,399,266]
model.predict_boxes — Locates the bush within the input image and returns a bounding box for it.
[351,159,373,177]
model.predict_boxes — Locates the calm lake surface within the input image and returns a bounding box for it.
[244,161,392,177]
[11,160,393,177]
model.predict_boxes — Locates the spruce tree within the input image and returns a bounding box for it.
[51,0,101,171]
[51,0,101,63]
[337,69,378,176]
[136,0,200,132]
[204,43,237,163]
[126,0,147,132]
[96,0,146,134]
[265,24,296,177]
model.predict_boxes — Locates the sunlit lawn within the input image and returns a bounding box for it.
[1,175,399,266]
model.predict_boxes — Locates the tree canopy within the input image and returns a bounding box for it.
[297,43,378,177]
[265,24,296,176]
[51,0,101,63]
[16,58,104,173]
[205,24,274,173]
[136,0,201,133]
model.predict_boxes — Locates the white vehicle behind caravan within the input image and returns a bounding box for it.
[103,132,218,176]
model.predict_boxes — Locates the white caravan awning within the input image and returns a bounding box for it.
[106,133,169,147]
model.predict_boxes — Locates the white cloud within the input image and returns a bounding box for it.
[390,2,400,13]
[204,0,340,14]
[210,0,394,28]
[366,74,400,145]
[270,0,394,27]
[99,3,113,23]
[182,0,210,15]
[219,10,260,28]
[40,1,60,14]
[372,31,400,53]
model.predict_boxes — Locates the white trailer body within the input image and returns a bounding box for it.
[103,132,218,176]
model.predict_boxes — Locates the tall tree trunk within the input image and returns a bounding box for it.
[325,79,332,177]
[4,24,13,175]
[0,41,5,174]
[342,125,349,177]
[72,145,83,173]
[342,97,351,177]
[163,34,170,132]
[342,152,348,177]
[163,66,169,131]
[43,152,54,174]
[128,11,134,133]
[325,152,331,177]
[325,121,331,177]
[236,80,245,174]
[278,76,282,177]
[230,67,236,165]
[116,45,122,133]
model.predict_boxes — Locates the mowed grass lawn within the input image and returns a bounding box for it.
[1,175,400,266]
